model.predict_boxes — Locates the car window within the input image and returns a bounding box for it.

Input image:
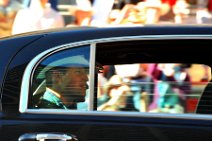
[95,39,212,115]
[29,46,90,110]
[97,63,211,114]
[26,39,212,116]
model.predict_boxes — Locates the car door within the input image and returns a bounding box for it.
[1,36,212,141]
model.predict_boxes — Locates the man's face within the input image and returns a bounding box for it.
[61,67,88,103]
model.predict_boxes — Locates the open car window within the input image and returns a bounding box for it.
[97,63,211,114]
[95,39,212,115]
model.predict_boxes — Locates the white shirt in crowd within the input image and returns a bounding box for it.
[12,0,64,35]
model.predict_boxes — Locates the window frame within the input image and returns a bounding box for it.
[19,35,212,121]
[20,43,96,113]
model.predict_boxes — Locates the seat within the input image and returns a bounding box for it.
[196,82,212,114]
[32,80,46,108]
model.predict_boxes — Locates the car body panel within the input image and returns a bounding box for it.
[0,35,44,97]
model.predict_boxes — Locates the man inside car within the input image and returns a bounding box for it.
[36,56,89,109]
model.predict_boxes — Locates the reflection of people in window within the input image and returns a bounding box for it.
[37,67,88,109]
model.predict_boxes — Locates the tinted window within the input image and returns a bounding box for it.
[30,46,90,110]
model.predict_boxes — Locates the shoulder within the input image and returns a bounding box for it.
[38,99,62,109]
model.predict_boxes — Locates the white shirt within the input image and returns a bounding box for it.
[91,0,114,26]
[12,2,64,35]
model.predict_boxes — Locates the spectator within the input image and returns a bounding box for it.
[145,0,172,24]
[97,75,132,111]
[69,0,115,26]
[74,0,93,26]
[149,64,191,113]
[196,0,212,24]
[90,0,115,26]
[12,0,64,35]
[173,0,190,24]
[112,0,171,25]
[128,65,154,112]
[115,64,154,112]
[0,0,22,37]
[112,2,146,25]
[145,0,163,24]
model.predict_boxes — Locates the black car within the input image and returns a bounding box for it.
[1,26,212,141]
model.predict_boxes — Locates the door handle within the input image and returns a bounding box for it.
[37,133,73,141]
[19,133,78,141]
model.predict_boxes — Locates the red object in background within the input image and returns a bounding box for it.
[161,0,176,6]
[208,0,212,12]
[186,98,198,113]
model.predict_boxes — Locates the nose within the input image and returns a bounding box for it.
[81,72,88,81]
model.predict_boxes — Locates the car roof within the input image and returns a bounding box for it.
[2,25,212,41]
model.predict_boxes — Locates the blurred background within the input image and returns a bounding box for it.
[1,0,212,38]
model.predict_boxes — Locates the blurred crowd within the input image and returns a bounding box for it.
[0,0,64,37]
[97,63,211,114]
[1,0,212,38]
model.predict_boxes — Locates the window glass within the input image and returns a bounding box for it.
[27,40,212,115]
[30,46,90,110]
[97,63,211,114]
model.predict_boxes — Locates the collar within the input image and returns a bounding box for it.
[46,87,61,98]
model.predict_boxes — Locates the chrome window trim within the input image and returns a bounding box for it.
[89,43,96,110]
[20,44,93,113]
[23,109,212,121]
[20,34,212,120]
